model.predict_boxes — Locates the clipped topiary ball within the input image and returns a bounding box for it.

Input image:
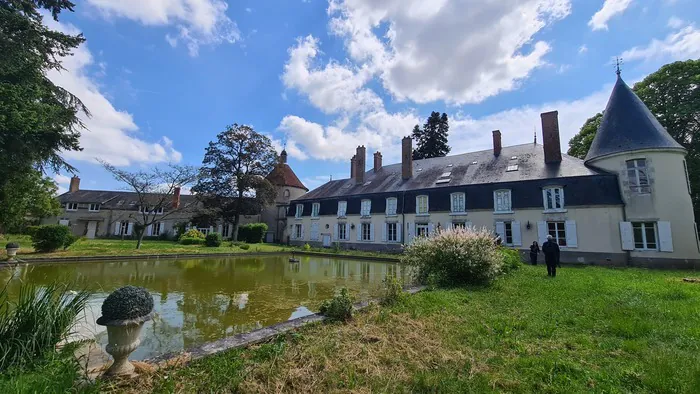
[96,286,154,326]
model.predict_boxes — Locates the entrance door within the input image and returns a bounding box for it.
[322,234,331,247]
[86,221,97,239]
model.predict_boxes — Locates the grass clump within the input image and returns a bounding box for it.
[319,288,353,322]
[380,276,406,306]
[403,227,503,286]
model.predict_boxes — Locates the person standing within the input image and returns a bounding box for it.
[541,235,560,277]
[529,241,540,265]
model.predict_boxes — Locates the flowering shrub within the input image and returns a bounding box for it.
[179,228,205,240]
[402,227,504,286]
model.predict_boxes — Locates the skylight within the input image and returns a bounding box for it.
[435,179,451,184]
[440,172,451,178]
[507,165,519,172]
[471,161,478,165]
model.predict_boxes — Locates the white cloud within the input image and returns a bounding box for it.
[589,0,633,31]
[667,16,684,29]
[621,24,700,62]
[578,45,588,54]
[245,7,252,13]
[326,0,572,105]
[44,19,182,167]
[86,0,240,56]
[54,174,71,195]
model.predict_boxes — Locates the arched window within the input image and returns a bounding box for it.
[283,189,290,198]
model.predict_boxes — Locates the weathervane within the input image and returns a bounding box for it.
[615,57,623,77]
[534,127,537,144]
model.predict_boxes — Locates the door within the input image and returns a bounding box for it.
[86,221,97,239]
[322,234,331,248]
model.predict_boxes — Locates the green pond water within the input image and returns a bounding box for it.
[1,254,409,360]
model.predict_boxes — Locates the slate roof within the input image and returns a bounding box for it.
[585,76,684,162]
[57,190,198,209]
[296,143,603,201]
[266,163,308,191]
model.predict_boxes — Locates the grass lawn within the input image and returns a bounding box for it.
[105,265,700,393]
[0,235,395,260]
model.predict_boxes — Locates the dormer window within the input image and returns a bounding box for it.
[543,187,565,212]
[283,189,290,198]
[295,204,303,218]
[386,197,397,216]
[627,159,650,193]
[337,201,347,217]
[361,200,371,216]
[494,190,512,213]
[451,193,465,213]
[155,207,164,215]
[311,203,320,218]
[66,203,78,211]
[89,203,100,212]
[416,195,429,215]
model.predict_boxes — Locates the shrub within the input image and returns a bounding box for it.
[500,248,522,273]
[0,281,91,371]
[180,237,205,245]
[380,276,406,306]
[205,232,223,247]
[402,227,504,286]
[237,223,268,243]
[24,226,40,237]
[31,225,74,253]
[239,244,250,250]
[230,241,245,247]
[319,288,353,322]
[180,228,205,240]
[158,231,173,241]
[303,243,311,251]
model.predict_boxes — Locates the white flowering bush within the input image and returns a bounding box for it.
[402,227,504,286]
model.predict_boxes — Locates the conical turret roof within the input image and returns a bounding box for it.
[585,75,684,163]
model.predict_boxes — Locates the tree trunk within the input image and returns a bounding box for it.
[232,214,241,242]
[136,230,145,249]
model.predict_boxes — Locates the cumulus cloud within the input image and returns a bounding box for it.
[54,174,72,195]
[44,19,182,167]
[86,0,240,56]
[621,24,700,62]
[589,0,633,31]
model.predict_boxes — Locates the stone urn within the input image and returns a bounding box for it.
[96,286,154,377]
[5,242,19,260]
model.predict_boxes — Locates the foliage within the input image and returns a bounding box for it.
[97,286,153,322]
[500,248,522,273]
[567,113,603,159]
[30,224,73,252]
[180,237,205,245]
[101,162,198,249]
[0,280,91,371]
[237,223,268,244]
[239,244,250,250]
[0,170,61,234]
[403,227,504,286]
[192,124,278,241]
[332,242,341,253]
[412,111,450,160]
[5,242,19,249]
[303,243,311,251]
[24,226,40,237]
[205,232,223,247]
[0,349,84,394]
[174,222,188,238]
[180,228,205,240]
[319,288,353,322]
[380,276,406,306]
[567,60,700,218]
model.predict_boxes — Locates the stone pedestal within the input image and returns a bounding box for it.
[103,323,145,376]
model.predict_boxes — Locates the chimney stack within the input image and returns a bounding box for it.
[541,111,562,164]
[373,151,383,172]
[173,187,181,209]
[69,176,80,193]
[350,155,357,179]
[355,146,366,184]
[402,137,413,180]
[280,149,288,164]
[492,130,502,156]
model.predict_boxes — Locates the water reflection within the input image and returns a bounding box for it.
[3,255,410,360]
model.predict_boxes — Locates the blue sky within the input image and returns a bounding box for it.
[48,0,700,193]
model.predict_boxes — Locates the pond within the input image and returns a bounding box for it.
[1,254,409,360]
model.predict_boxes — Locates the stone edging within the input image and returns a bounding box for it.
[147,285,426,366]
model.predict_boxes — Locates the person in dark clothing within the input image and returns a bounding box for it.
[541,235,560,277]
[529,241,540,265]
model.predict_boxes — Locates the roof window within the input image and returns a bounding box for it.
[471,161,478,165]
[507,165,519,172]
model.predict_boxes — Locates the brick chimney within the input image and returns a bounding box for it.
[69,176,80,193]
[541,111,562,164]
[350,155,356,179]
[355,146,366,184]
[373,151,382,172]
[173,187,181,209]
[402,137,413,180]
[492,130,502,156]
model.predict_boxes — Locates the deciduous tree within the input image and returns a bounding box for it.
[0,170,61,234]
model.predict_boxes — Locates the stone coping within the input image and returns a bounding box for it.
[1,250,401,265]
[147,285,426,366]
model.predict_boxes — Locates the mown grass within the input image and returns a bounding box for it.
[0,235,393,261]
[105,265,700,393]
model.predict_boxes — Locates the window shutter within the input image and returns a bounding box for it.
[382,223,387,242]
[619,222,634,251]
[565,220,578,248]
[446,221,452,230]
[370,223,375,242]
[495,221,505,241]
[357,224,362,241]
[344,223,349,240]
[407,222,413,243]
[658,221,673,252]
[542,189,548,210]
[146,224,153,236]
[512,221,522,246]
[127,222,133,235]
[114,222,120,235]
[465,221,473,229]
[428,223,435,235]
[333,225,338,241]
[493,192,497,211]
[397,223,403,243]
[217,224,223,234]
[537,221,547,245]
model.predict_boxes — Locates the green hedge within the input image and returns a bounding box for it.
[237,223,268,244]
[205,233,223,247]
[179,237,205,245]
[31,225,75,253]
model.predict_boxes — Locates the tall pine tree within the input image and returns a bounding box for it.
[412,111,451,159]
